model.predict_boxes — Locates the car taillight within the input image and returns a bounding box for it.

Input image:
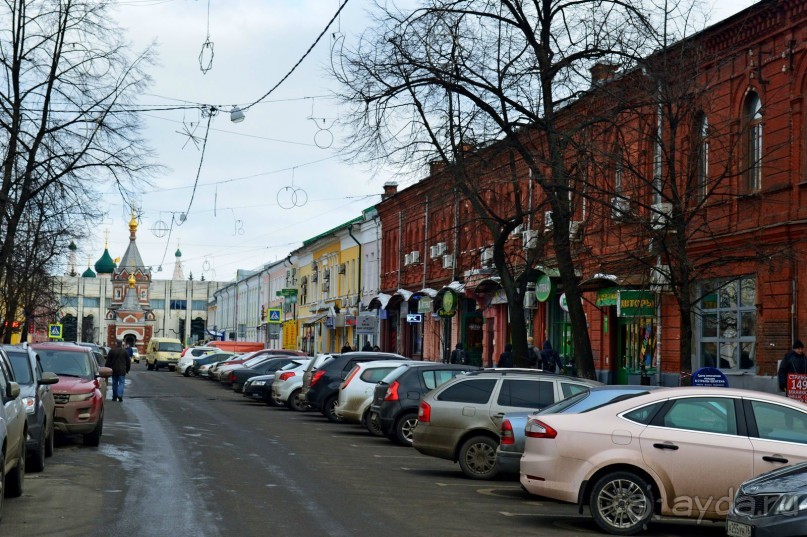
[279,372,295,382]
[342,367,360,389]
[384,380,400,401]
[229,372,236,383]
[525,418,557,439]
[310,369,325,387]
[500,419,514,445]
[418,401,431,423]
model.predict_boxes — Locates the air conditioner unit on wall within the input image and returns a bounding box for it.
[437,242,447,255]
[338,263,346,274]
[442,254,454,269]
[410,251,420,264]
[651,202,673,230]
[480,247,494,266]
[429,245,440,259]
[544,211,553,232]
[510,224,524,236]
[611,197,631,220]
[522,229,539,250]
[404,253,412,266]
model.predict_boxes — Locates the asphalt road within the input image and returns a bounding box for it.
[2,366,729,537]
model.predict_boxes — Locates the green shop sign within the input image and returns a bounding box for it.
[438,289,458,317]
[618,290,656,317]
[596,288,619,307]
[535,274,554,302]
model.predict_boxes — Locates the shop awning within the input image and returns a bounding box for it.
[472,277,502,294]
[367,293,393,310]
[580,273,646,292]
[301,313,327,325]
[416,288,438,298]
[395,288,414,302]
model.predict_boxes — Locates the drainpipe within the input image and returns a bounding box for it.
[348,222,361,350]
[422,198,429,289]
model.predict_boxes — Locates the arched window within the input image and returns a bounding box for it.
[695,112,709,200]
[745,92,762,191]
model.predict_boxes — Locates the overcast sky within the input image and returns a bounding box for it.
[83,0,755,283]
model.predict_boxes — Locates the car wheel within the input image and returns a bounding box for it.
[5,439,25,497]
[590,471,654,536]
[287,389,307,412]
[323,396,342,423]
[28,426,46,473]
[457,435,499,480]
[83,417,103,447]
[183,367,191,377]
[364,411,384,437]
[44,421,55,458]
[393,412,418,446]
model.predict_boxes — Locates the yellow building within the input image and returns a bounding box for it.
[293,216,363,355]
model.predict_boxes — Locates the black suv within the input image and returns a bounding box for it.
[306,352,408,422]
[369,362,478,445]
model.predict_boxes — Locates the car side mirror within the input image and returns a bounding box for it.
[8,381,20,400]
[98,367,113,379]
[39,372,60,385]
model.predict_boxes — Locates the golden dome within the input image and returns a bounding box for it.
[128,273,136,288]
[129,213,138,233]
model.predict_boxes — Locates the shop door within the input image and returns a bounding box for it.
[462,311,484,367]
[617,317,655,385]
[547,301,573,374]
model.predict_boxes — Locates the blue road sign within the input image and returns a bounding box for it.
[267,308,282,324]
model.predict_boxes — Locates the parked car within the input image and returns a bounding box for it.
[31,342,111,446]
[130,348,140,364]
[272,360,320,411]
[145,337,183,371]
[413,368,600,480]
[75,342,105,368]
[2,344,59,472]
[334,360,410,429]
[497,385,660,475]
[230,356,298,393]
[0,347,27,517]
[519,386,807,535]
[306,352,409,422]
[370,362,479,445]
[215,349,301,383]
[178,347,221,376]
[244,359,310,404]
[190,352,235,377]
[727,461,807,537]
[300,353,337,402]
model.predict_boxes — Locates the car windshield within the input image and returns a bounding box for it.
[244,356,271,368]
[157,342,183,352]
[37,350,93,378]
[6,351,33,384]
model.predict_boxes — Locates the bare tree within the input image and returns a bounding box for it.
[333,0,661,378]
[0,0,159,332]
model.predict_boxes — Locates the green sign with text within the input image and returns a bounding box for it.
[618,290,656,317]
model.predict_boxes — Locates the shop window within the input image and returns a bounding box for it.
[744,91,762,192]
[698,276,756,371]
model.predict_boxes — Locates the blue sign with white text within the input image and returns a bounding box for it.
[691,367,729,388]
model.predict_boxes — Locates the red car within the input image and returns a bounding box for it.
[32,343,111,447]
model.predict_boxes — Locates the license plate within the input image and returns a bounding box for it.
[726,520,752,537]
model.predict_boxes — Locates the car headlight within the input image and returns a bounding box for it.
[22,396,36,414]
[252,380,266,386]
[69,392,95,402]
[772,494,807,515]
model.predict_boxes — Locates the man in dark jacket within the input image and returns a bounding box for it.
[105,340,131,402]
[450,343,467,365]
[540,340,562,373]
[497,343,514,368]
[778,340,807,393]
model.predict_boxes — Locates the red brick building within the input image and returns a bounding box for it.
[371,0,807,391]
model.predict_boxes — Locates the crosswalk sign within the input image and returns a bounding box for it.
[48,323,63,339]
[267,308,282,324]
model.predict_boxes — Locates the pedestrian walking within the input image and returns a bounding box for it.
[341,344,353,353]
[105,340,130,402]
[540,340,562,373]
[526,337,540,368]
[778,340,807,394]
[450,343,467,365]
[361,341,373,352]
[497,343,514,368]
[372,345,381,352]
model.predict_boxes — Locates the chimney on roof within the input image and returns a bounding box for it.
[382,181,398,200]
[590,62,618,86]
